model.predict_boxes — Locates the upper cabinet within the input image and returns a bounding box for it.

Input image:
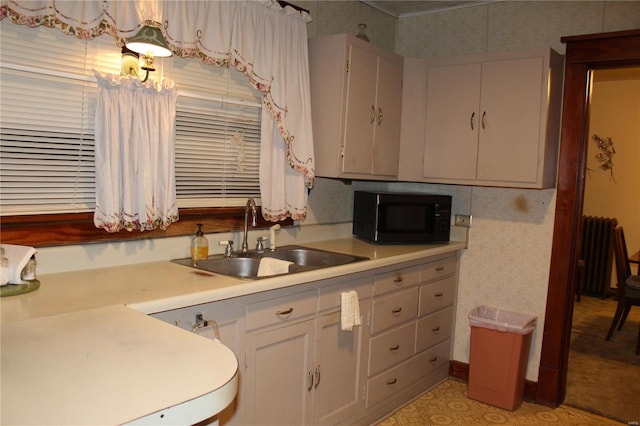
[399,48,564,188]
[309,34,403,180]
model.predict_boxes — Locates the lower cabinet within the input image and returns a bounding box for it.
[152,252,459,426]
[244,318,316,425]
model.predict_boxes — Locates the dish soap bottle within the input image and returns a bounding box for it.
[191,224,209,260]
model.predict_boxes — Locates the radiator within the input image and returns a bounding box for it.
[580,216,618,298]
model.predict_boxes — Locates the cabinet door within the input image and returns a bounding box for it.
[372,56,402,177]
[423,62,481,180]
[244,320,315,426]
[342,44,378,175]
[313,305,370,425]
[477,57,544,183]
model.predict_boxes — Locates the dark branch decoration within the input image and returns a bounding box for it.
[591,134,616,182]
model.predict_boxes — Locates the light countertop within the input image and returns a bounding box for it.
[1,305,238,425]
[0,237,464,425]
[1,238,465,323]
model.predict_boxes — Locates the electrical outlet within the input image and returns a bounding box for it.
[455,214,472,227]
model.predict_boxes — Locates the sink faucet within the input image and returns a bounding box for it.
[242,198,257,253]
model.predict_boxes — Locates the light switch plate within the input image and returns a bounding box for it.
[455,214,472,227]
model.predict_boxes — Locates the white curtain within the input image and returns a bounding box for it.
[93,72,178,232]
[2,0,316,222]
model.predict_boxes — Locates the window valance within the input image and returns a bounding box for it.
[1,0,315,221]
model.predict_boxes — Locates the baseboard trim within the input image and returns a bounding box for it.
[449,360,538,402]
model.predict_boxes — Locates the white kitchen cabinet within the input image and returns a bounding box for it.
[243,279,372,426]
[151,251,459,426]
[399,47,564,188]
[309,34,403,180]
[152,299,245,426]
[313,304,370,425]
[363,254,458,423]
[244,318,316,425]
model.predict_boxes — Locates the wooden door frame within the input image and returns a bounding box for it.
[536,29,640,407]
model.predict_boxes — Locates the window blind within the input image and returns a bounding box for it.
[0,23,262,215]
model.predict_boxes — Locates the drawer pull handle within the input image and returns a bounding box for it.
[435,266,445,272]
[386,378,398,386]
[307,370,314,391]
[430,356,438,363]
[432,326,441,332]
[434,292,444,298]
[276,307,294,316]
[389,344,400,352]
[391,307,403,315]
[393,276,404,284]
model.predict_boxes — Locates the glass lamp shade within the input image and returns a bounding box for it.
[125,21,172,58]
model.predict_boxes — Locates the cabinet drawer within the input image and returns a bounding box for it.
[246,290,317,331]
[366,340,450,408]
[369,322,416,376]
[317,276,373,312]
[418,275,456,316]
[416,307,453,353]
[373,265,420,296]
[371,287,418,334]
[420,255,457,283]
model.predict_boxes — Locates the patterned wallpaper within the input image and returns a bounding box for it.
[301,0,640,381]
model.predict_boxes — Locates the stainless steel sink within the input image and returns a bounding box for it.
[171,245,368,279]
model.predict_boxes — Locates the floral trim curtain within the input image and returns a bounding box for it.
[93,72,178,232]
[1,0,316,222]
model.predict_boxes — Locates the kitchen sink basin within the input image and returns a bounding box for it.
[171,245,368,279]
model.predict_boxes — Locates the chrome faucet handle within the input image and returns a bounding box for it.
[256,235,270,252]
[218,240,234,257]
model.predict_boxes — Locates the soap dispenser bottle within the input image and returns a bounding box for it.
[191,224,209,260]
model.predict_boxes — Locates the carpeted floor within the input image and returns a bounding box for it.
[378,295,639,425]
[377,378,619,425]
[565,295,640,424]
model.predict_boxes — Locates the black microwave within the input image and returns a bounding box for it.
[353,191,451,244]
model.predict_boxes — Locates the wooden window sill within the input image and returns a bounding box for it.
[0,208,292,247]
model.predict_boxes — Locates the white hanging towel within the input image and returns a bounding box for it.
[341,290,361,331]
[1,244,37,285]
[257,258,293,277]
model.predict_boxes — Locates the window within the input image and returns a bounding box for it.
[0,23,283,247]
[0,22,262,216]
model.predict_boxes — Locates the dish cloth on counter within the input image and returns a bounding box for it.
[341,290,361,331]
[257,258,293,277]
[1,244,37,285]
